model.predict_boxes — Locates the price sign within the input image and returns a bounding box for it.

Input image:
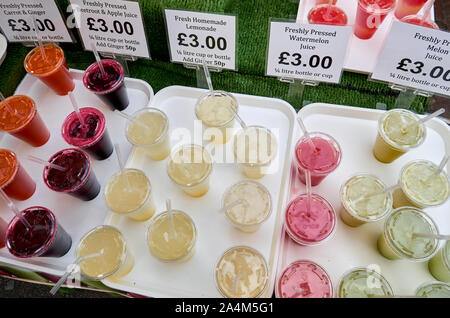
[0,0,72,43]
[164,9,237,70]
[372,22,450,97]
[70,0,150,59]
[266,21,351,84]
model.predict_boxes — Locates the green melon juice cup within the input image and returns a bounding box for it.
[428,241,450,283]
[415,281,450,298]
[373,109,426,163]
[377,207,440,261]
[340,174,393,227]
[337,267,394,298]
[393,160,450,209]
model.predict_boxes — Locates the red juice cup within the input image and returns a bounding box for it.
[43,148,100,201]
[61,107,113,160]
[395,0,428,20]
[24,43,74,96]
[285,193,336,246]
[83,59,129,111]
[6,206,72,258]
[401,15,439,29]
[354,0,396,40]
[0,95,50,147]
[294,132,342,186]
[276,260,333,298]
[0,149,36,201]
[308,4,348,26]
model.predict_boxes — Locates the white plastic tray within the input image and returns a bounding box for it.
[276,103,450,297]
[297,0,435,74]
[102,85,297,298]
[0,69,153,276]
[0,33,6,66]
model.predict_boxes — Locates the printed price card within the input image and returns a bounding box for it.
[266,21,351,84]
[164,9,237,70]
[70,0,150,58]
[372,22,450,97]
[0,0,72,42]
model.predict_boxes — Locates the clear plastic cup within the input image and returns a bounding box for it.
[340,174,393,227]
[221,180,272,233]
[76,225,134,281]
[395,0,428,20]
[393,160,450,209]
[233,125,278,179]
[125,108,170,161]
[167,144,213,197]
[104,168,156,222]
[337,267,394,298]
[428,241,450,283]
[147,210,197,263]
[195,90,238,144]
[373,109,426,163]
[276,260,333,298]
[415,281,450,298]
[215,246,269,298]
[354,0,396,40]
[377,207,440,261]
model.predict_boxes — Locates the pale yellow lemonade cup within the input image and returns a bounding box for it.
[215,246,269,298]
[337,267,394,298]
[393,160,450,209]
[195,90,238,144]
[222,180,272,233]
[428,241,450,283]
[377,207,439,261]
[340,174,393,227]
[167,144,213,197]
[415,281,450,298]
[233,125,278,179]
[373,109,426,163]
[104,168,156,222]
[76,225,134,281]
[126,108,170,161]
[147,210,197,263]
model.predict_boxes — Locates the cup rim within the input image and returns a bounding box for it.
[336,267,394,298]
[125,107,169,147]
[83,59,125,95]
[0,148,19,189]
[357,0,396,14]
[0,95,37,133]
[415,281,450,297]
[195,90,239,128]
[24,43,65,77]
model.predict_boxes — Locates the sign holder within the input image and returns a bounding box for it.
[99,52,137,77]
[183,62,223,89]
[389,84,432,109]
[279,77,318,109]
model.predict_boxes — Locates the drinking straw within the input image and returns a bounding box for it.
[50,249,105,295]
[324,0,334,21]
[32,18,47,62]
[0,91,14,114]
[228,104,247,129]
[0,189,32,229]
[90,42,107,79]
[419,108,445,124]
[305,169,312,215]
[202,58,213,93]
[231,274,241,295]
[296,116,316,151]
[220,199,247,214]
[114,143,131,191]
[420,0,435,26]
[114,110,149,131]
[352,183,398,205]
[166,199,177,239]
[434,155,449,176]
[68,91,85,127]
[27,155,66,171]
[412,233,450,241]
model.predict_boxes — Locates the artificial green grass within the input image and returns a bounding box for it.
[0,0,427,112]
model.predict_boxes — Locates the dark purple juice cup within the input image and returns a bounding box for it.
[83,59,129,111]
[43,148,100,201]
[61,107,113,160]
[6,206,72,258]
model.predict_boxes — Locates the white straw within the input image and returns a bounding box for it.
[419,108,445,124]
[27,155,66,171]
[90,42,106,78]
[0,189,32,229]
[166,199,177,239]
[202,58,213,92]
[68,92,85,127]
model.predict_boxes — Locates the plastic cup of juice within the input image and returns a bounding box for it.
[340,174,393,227]
[428,241,450,283]
[400,15,440,29]
[285,193,336,246]
[24,43,74,96]
[43,148,100,201]
[354,0,396,40]
[337,267,394,298]
[167,144,213,197]
[222,180,272,233]
[147,210,197,263]
[415,281,450,298]
[6,206,72,258]
[62,107,113,160]
[373,109,426,163]
[395,0,428,20]
[125,108,170,161]
[76,225,134,281]
[0,149,36,201]
[104,168,156,222]
[233,126,278,179]
[0,95,50,147]
[294,132,342,186]
[215,246,268,298]
[377,207,439,261]
[308,4,348,26]
[83,59,129,111]
[195,90,238,144]
[393,160,449,209]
